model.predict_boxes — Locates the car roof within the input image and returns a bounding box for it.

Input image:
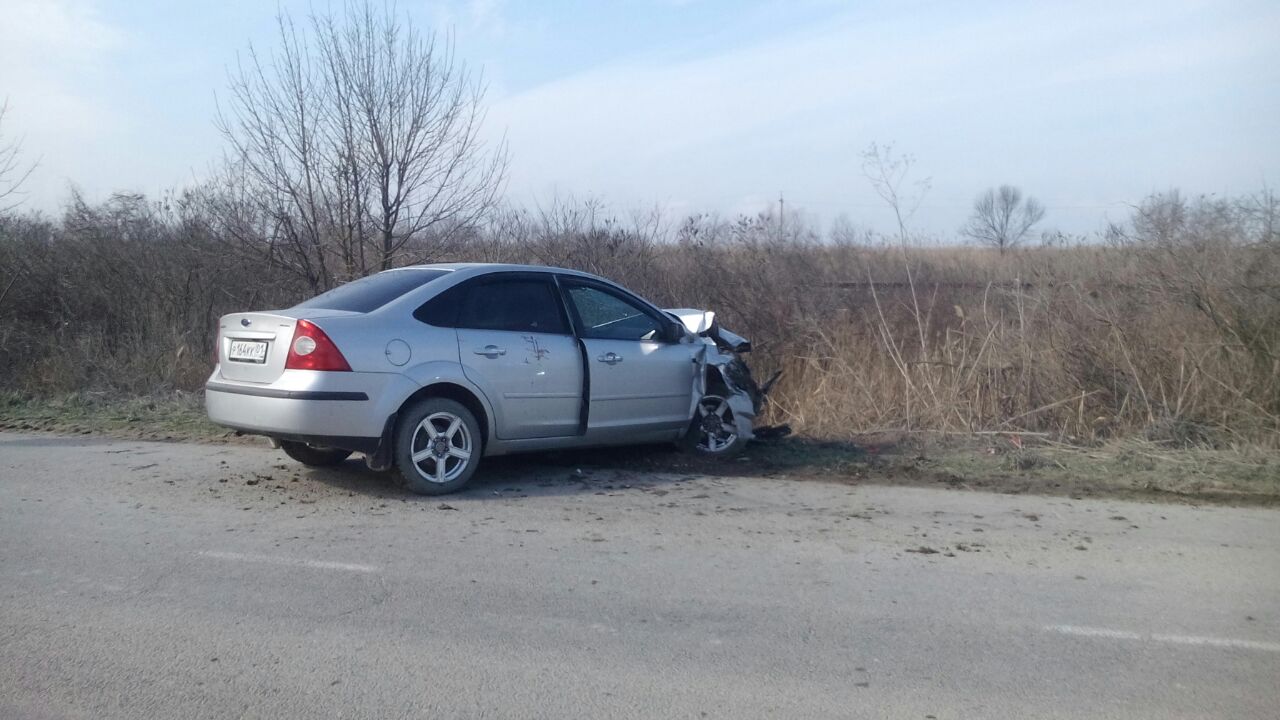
[400,263,604,281]
[374,262,667,318]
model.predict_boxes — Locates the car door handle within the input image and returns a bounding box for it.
[597,352,623,365]
[474,345,506,358]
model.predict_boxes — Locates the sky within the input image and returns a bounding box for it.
[0,0,1277,237]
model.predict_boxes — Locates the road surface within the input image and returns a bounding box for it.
[2,433,1277,719]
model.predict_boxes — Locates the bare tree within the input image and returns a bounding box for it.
[962,185,1045,253]
[216,0,508,291]
[0,99,37,214]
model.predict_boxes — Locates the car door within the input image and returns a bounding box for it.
[560,279,697,437]
[446,274,583,440]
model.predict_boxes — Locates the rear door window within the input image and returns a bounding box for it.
[294,269,450,313]
[454,278,569,334]
[414,284,464,327]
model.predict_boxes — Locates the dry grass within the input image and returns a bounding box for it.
[765,250,1280,445]
[799,257,1269,443]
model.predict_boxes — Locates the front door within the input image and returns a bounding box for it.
[453,276,582,440]
[560,281,696,437]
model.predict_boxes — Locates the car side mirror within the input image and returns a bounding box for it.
[664,322,686,343]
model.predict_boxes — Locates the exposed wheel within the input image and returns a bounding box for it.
[279,440,352,467]
[680,394,747,457]
[395,398,482,495]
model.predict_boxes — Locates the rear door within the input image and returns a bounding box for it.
[560,280,697,436]
[448,274,583,440]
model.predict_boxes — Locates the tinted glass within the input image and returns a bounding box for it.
[294,269,450,313]
[414,284,464,327]
[566,285,663,341]
[458,280,568,334]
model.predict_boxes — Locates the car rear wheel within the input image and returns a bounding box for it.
[279,440,353,467]
[681,395,747,457]
[395,398,482,495]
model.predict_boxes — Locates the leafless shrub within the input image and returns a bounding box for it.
[0,191,306,394]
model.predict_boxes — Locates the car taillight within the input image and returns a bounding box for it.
[285,319,352,371]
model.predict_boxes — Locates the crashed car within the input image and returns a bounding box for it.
[206,263,780,495]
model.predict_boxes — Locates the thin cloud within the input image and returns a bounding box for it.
[487,0,1279,233]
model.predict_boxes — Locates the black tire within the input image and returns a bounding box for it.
[678,394,748,458]
[394,398,482,495]
[279,440,353,467]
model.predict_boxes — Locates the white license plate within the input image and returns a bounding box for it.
[228,340,269,363]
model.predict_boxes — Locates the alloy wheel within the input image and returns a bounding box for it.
[695,395,738,453]
[408,412,473,483]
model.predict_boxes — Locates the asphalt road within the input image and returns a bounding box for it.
[1,432,1278,719]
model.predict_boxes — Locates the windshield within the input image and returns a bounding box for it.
[293,269,451,313]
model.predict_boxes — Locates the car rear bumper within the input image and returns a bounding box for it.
[205,382,369,402]
[205,368,401,441]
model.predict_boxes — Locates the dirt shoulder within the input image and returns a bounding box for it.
[2,392,1276,506]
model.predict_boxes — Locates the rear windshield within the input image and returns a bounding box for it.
[293,269,451,313]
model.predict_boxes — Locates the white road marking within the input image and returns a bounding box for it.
[198,551,380,574]
[1046,625,1280,653]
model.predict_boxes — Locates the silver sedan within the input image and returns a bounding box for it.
[206,264,774,494]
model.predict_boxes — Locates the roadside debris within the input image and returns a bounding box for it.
[905,546,940,554]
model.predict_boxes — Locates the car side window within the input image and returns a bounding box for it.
[414,284,464,327]
[565,285,664,341]
[457,279,569,334]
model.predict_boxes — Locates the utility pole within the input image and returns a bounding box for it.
[778,191,785,224]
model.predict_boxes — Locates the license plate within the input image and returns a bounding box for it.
[228,340,269,364]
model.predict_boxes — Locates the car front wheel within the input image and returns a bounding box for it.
[394,398,482,495]
[681,394,747,457]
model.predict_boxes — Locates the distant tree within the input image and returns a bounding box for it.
[216,0,508,291]
[962,185,1045,253]
[0,99,37,214]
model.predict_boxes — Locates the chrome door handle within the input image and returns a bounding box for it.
[474,345,506,358]
[597,352,623,365]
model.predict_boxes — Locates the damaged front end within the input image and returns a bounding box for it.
[665,309,787,452]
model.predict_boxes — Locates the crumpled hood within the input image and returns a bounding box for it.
[663,308,751,352]
[664,308,716,335]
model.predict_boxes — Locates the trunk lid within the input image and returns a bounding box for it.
[216,312,299,384]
